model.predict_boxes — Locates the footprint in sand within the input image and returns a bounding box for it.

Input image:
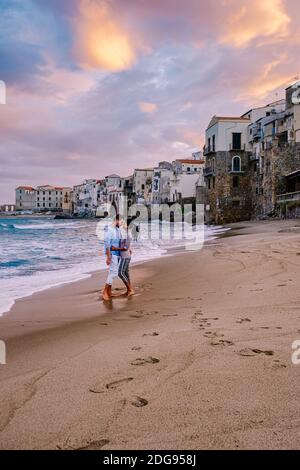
[89,377,133,394]
[163,314,178,317]
[210,339,234,347]
[143,332,159,337]
[238,348,274,357]
[131,396,148,407]
[100,322,108,326]
[272,360,287,369]
[131,346,142,351]
[130,357,160,366]
[76,439,110,450]
[236,318,251,324]
[129,314,143,318]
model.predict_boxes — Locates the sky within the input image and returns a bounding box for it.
[0,0,299,203]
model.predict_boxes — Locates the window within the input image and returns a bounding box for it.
[43,203,45,207]
[141,184,145,190]
[213,177,216,188]
[232,133,241,150]
[49,203,52,207]
[37,203,40,207]
[212,134,215,151]
[208,178,211,190]
[232,156,241,172]
[208,137,211,151]
[187,167,191,172]
[233,176,239,188]
[194,168,197,172]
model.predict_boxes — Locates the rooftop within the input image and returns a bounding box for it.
[207,115,250,130]
[16,186,35,190]
[175,159,204,164]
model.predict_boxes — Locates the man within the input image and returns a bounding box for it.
[102,215,122,301]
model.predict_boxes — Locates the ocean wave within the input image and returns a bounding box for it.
[0,259,30,268]
[13,222,81,230]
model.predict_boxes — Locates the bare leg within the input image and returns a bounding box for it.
[102,283,112,301]
[126,282,135,296]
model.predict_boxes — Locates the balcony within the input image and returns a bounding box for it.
[249,153,259,162]
[277,191,300,203]
[229,143,246,151]
[203,146,216,156]
[252,129,262,140]
[203,166,215,177]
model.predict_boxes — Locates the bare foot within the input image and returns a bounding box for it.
[127,290,135,297]
[102,291,111,301]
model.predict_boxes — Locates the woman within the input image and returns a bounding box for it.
[118,221,134,297]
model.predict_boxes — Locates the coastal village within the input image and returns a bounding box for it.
[9,80,300,224]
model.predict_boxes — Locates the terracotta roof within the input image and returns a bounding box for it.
[176,159,204,164]
[16,186,35,190]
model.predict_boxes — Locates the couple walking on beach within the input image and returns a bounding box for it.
[102,214,134,301]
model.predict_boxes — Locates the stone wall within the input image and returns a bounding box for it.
[258,142,300,217]
[205,151,252,224]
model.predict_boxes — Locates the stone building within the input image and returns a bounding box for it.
[203,116,252,224]
[247,82,300,218]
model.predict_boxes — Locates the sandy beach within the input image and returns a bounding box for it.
[1,219,300,449]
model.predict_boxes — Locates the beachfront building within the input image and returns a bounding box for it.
[151,162,174,204]
[72,179,105,216]
[203,115,252,224]
[15,186,36,211]
[0,204,16,213]
[245,83,300,218]
[170,159,205,204]
[203,81,300,222]
[151,158,205,205]
[123,175,134,207]
[36,185,72,212]
[104,174,125,212]
[133,169,153,204]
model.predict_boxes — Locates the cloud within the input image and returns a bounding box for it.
[72,0,140,71]
[220,0,290,48]
[1,0,300,204]
[138,101,157,114]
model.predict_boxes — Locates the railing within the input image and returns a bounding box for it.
[229,143,246,151]
[203,146,215,156]
[203,167,214,176]
[277,191,300,203]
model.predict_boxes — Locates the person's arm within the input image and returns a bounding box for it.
[104,229,111,265]
[105,247,111,265]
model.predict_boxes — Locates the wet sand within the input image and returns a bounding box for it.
[1,219,300,449]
